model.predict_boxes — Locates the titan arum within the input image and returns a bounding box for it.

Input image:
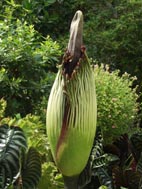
[46,10,97,189]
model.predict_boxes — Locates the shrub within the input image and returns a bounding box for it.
[94,64,138,143]
[0,19,61,116]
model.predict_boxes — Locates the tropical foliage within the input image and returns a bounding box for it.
[0,0,142,189]
[0,17,61,116]
[83,128,142,189]
[0,61,138,188]
[94,64,138,143]
[0,124,41,189]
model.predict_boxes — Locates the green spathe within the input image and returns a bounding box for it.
[46,10,97,179]
[46,51,97,177]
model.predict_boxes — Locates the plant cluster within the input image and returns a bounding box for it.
[83,128,142,189]
[0,60,139,188]
[0,61,139,189]
[1,1,142,90]
[0,18,61,116]
[0,124,41,189]
[0,1,141,188]
[94,64,138,143]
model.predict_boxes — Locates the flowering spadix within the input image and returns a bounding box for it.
[46,10,97,177]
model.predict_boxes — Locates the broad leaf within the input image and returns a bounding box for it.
[0,124,27,189]
[21,147,41,189]
[130,132,142,162]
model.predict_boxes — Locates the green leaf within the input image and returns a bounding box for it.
[137,152,142,174]
[96,167,113,188]
[130,132,142,162]
[21,147,41,189]
[0,124,27,189]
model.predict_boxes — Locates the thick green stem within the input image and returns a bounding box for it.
[63,175,79,189]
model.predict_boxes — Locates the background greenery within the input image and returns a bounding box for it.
[94,64,138,143]
[0,0,142,188]
[0,18,61,116]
